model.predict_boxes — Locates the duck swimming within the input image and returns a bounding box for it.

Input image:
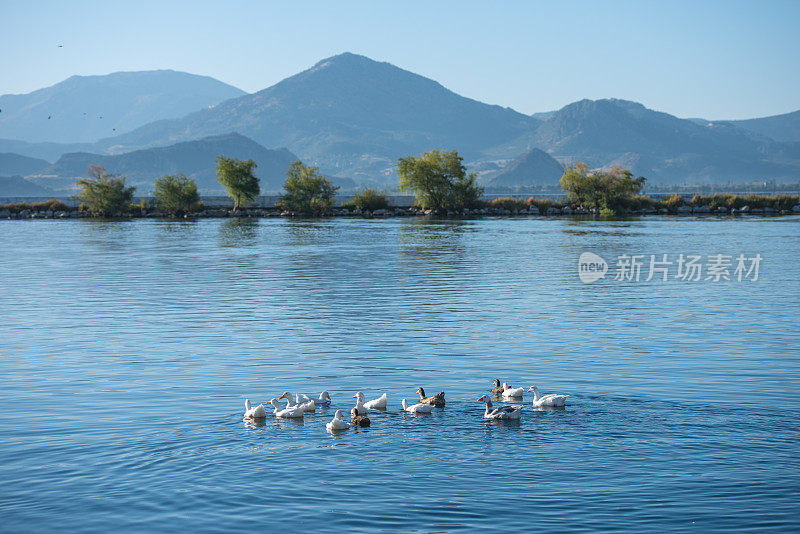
[352,392,387,412]
[527,386,568,407]
[326,410,350,431]
[478,394,523,420]
[501,383,524,399]
[491,379,505,396]
[351,407,371,427]
[269,398,305,418]
[416,387,445,407]
[280,392,316,412]
[243,399,266,419]
[297,391,332,407]
[401,399,434,413]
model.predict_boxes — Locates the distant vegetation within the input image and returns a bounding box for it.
[560,163,646,216]
[2,154,797,219]
[153,174,201,216]
[215,156,260,211]
[397,149,483,213]
[343,188,391,211]
[75,164,136,216]
[277,160,338,215]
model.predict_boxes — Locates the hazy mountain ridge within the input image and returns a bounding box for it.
[725,110,800,143]
[35,133,298,194]
[485,148,564,186]
[91,53,540,181]
[1,54,798,188]
[0,153,50,176]
[0,70,246,144]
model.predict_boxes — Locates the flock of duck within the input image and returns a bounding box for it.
[243,380,569,432]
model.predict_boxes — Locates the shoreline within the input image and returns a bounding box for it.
[2,203,799,220]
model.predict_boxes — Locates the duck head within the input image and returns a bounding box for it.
[352,392,365,403]
[492,379,501,387]
[321,391,331,401]
[527,386,541,400]
[477,394,493,408]
[269,398,281,410]
[416,387,426,398]
[333,409,343,419]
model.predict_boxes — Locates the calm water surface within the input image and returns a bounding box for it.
[1,216,799,532]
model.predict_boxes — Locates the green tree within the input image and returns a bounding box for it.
[278,160,338,215]
[75,164,136,216]
[344,188,391,211]
[397,149,483,212]
[215,156,260,211]
[153,174,200,216]
[559,163,646,215]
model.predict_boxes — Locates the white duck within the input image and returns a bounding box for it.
[528,386,568,407]
[400,398,434,414]
[501,382,524,399]
[269,398,305,418]
[478,394,522,420]
[243,399,266,419]
[297,391,332,407]
[326,410,350,431]
[280,392,316,412]
[352,392,387,413]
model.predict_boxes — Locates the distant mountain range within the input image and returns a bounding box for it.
[0,53,798,196]
[30,134,301,194]
[724,110,800,144]
[0,152,50,176]
[0,70,245,143]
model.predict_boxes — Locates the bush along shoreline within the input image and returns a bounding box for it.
[1,193,798,220]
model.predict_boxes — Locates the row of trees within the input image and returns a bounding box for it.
[75,156,339,217]
[74,148,647,217]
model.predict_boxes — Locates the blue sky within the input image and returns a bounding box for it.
[2,0,798,119]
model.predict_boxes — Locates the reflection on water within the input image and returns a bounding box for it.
[0,217,799,532]
[218,217,260,247]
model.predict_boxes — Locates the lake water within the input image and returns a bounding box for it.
[1,216,799,532]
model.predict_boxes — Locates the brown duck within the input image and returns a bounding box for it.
[491,379,505,396]
[416,387,445,407]
[351,407,371,427]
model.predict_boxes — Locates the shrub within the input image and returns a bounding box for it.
[154,174,201,216]
[526,197,550,211]
[0,199,70,213]
[75,165,136,217]
[278,160,338,215]
[344,188,391,211]
[659,194,685,213]
[488,197,527,211]
[623,194,656,211]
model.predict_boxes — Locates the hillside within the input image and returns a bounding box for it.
[93,53,540,183]
[0,70,245,143]
[727,110,800,143]
[0,176,54,197]
[487,148,564,187]
[0,153,50,176]
[487,99,797,183]
[35,134,298,193]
